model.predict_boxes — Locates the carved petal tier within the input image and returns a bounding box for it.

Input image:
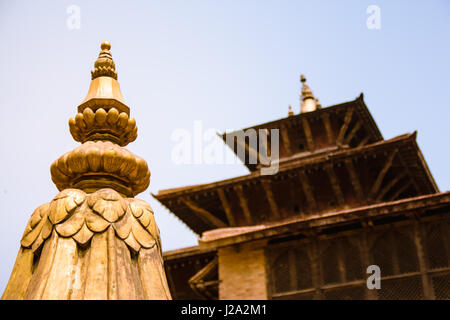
[69,107,137,146]
[50,141,150,197]
[1,188,171,300]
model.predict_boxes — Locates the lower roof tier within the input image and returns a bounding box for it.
[163,191,450,299]
[154,132,438,235]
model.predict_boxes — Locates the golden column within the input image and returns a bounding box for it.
[2,42,172,300]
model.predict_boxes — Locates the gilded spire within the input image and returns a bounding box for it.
[71,41,135,146]
[78,41,129,116]
[300,74,318,113]
[54,41,148,198]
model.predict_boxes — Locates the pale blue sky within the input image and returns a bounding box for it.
[0,0,449,293]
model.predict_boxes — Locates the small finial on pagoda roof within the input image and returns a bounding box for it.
[300,73,318,113]
[288,105,294,117]
[315,98,322,109]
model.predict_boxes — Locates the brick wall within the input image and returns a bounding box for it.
[218,240,268,300]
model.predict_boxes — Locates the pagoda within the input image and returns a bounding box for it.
[2,42,171,300]
[155,75,450,300]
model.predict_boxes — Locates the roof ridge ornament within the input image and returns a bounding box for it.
[288,105,294,117]
[315,98,322,109]
[300,74,318,113]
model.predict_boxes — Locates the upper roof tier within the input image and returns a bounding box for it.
[222,93,383,172]
[154,76,437,235]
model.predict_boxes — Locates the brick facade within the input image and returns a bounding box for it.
[218,241,268,299]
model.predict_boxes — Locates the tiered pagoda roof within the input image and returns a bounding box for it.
[154,81,438,235]
[155,75,440,299]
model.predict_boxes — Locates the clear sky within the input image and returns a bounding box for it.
[0,0,449,293]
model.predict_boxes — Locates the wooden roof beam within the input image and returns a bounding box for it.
[325,164,346,207]
[233,134,264,166]
[337,107,354,146]
[357,135,371,147]
[387,180,412,201]
[369,150,398,200]
[301,118,315,151]
[260,129,270,160]
[261,179,281,220]
[343,120,362,145]
[188,257,218,300]
[181,198,228,229]
[344,158,365,203]
[321,112,334,144]
[280,123,293,156]
[376,171,407,202]
[217,188,236,226]
[233,185,253,225]
[298,170,317,212]
[396,150,422,195]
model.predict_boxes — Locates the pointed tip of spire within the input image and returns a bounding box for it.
[300,73,319,113]
[101,40,111,51]
[79,41,128,115]
[300,74,312,97]
[91,40,117,80]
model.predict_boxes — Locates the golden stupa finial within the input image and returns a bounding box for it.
[59,41,147,197]
[77,41,129,117]
[300,74,318,113]
[91,41,117,80]
[288,105,294,116]
[2,41,171,300]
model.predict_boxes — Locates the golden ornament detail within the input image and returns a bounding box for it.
[51,141,150,197]
[51,41,150,198]
[69,107,137,146]
[21,188,158,254]
[91,41,117,80]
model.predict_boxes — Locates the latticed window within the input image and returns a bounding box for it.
[424,220,450,270]
[320,236,364,285]
[371,226,419,276]
[271,243,314,296]
[268,215,450,300]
